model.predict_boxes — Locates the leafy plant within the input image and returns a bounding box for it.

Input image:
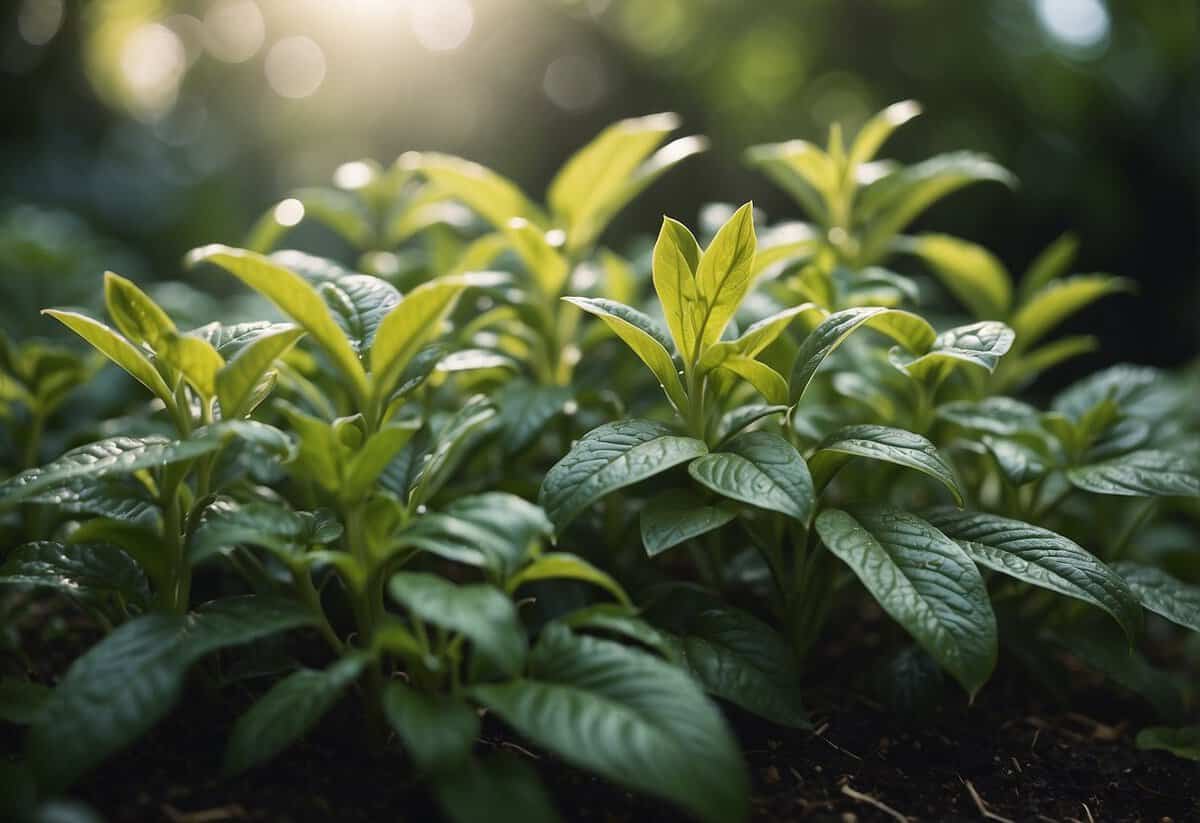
[1,102,1198,823]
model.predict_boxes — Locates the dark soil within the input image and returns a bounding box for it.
[5,597,1198,823]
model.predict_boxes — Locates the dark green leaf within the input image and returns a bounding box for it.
[384,682,480,772]
[224,656,366,775]
[1067,450,1200,497]
[923,508,1142,640]
[640,487,738,557]
[815,507,997,696]
[1112,563,1200,633]
[470,626,748,823]
[688,431,813,521]
[809,425,962,504]
[389,572,526,676]
[539,420,707,532]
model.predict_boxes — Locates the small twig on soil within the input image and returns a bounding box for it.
[1010,756,1022,774]
[499,740,541,759]
[841,784,910,823]
[1081,802,1095,823]
[961,777,1014,823]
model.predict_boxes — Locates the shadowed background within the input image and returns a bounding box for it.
[1,0,1196,378]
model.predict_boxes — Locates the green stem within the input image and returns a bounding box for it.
[21,409,45,469]
[292,565,345,654]
[342,503,387,751]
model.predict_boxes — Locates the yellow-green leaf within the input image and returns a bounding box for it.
[695,203,757,348]
[1011,274,1134,350]
[103,272,175,348]
[652,217,704,361]
[565,297,687,414]
[188,246,368,402]
[217,327,305,418]
[42,310,173,406]
[897,234,1011,319]
[719,356,788,405]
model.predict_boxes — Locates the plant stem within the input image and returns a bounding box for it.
[21,409,44,469]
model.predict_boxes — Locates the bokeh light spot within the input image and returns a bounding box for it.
[334,161,376,190]
[274,198,305,227]
[204,0,266,64]
[265,36,326,99]
[544,54,608,111]
[120,23,187,120]
[1035,0,1111,50]
[411,0,474,52]
[17,0,64,46]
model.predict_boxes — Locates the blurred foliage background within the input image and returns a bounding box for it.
[1,0,1196,380]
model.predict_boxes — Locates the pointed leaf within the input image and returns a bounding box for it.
[416,153,545,230]
[189,503,341,565]
[789,307,935,403]
[896,233,1011,318]
[809,425,962,504]
[508,552,630,607]
[1011,274,1134,350]
[675,606,809,728]
[188,246,368,401]
[433,754,561,823]
[1112,563,1200,633]
[847,100,921,169]
[688,431,813,521]
[565,297,687,413]
[27,596,312,791]
[370,276,475,400]
[891,321,1015,385]
[718,356,789,405]
[923,508,1142,640]
[224,656,366,775]
[0,541,149,608]
[389,572,526,676]
[217,327,305,418]
[815,507,997,696]
[1136,726,1200,761]
[651,217,704,361]
[640,488,737,557]
[1067,450,1200,497]
[42,310,173,405]
[384,682,480,772]
[539,420,707,532]
[470,625,748,823]
[1019,232,1079,301]
[695,203,757,348]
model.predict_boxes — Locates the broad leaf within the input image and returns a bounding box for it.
[923,509,1142,640]
[1112,563,1200,633]
[341,420,421,502]
[27,596,312,790]
[0,435,223,504]
[494,379,572,454]
[1067,450,1200,497]
[189,502,341,565]
[188,245,369,401]
[675,606,809,728]
[394,492,551,579]
[388,572,526,675]
[815,507,997,696]
[103,272,174,347]
[688,431,813,521]
[936,397,1041,436]
[224,655,366,775]
[892,321,1014,385]
[565,297,687,413]
[470,625,748,823]
[508,552,630,606]
[539,420,707,532]
[315,272,402,354]
[406,396,497,509]
[505,218,569,296]
[640,487,738,557]
[384,682,480,772]
[809,425,963,504]
[698,303,818,372]
[0,541,149,608]
[790,307,935,403]
[717,356,789,405]
[23,478,160,527]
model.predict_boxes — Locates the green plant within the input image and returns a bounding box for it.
[0,247,749,822]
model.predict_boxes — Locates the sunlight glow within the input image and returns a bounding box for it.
[266,36,326,99]
[204,0,266,63]
[334,161,376,190]
[120,23,187,119]
[411,0,475,52]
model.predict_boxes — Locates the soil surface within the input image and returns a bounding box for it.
[5,597,1198,822]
